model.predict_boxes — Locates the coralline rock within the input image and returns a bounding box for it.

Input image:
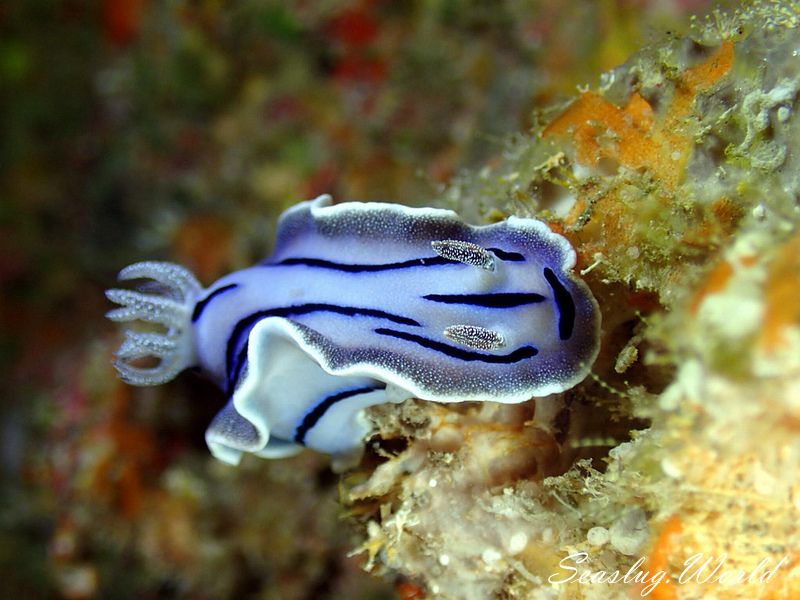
[347,2,800,598]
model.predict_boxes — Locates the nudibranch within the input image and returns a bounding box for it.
[107,195,600,467]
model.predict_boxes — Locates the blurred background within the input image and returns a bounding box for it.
[0,1,725,598]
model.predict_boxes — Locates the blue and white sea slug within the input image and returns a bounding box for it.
[107,195,600,467]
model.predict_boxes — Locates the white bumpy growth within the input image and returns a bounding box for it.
[105,261,202,385]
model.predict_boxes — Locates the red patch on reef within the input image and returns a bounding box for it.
[327,4,387,85]
[102,0,146,46]
[332,54,387,84]
[396,580,426,599]
[330,8,379,47]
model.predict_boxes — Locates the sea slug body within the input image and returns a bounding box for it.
[107,195,601,466]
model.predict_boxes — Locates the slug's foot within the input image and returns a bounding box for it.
[106,261,202,385]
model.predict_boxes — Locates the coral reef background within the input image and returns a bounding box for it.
[4,1,799,599]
